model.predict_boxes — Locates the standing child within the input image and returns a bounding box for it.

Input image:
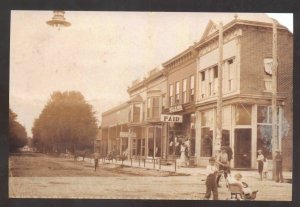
[263,158,268,179]
[257,150,264,181]
[204,157,219,200]
[274,149,284,183]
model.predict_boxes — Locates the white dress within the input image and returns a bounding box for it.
[177,145,188,167]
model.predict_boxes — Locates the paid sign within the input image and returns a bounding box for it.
[161,114,183,123]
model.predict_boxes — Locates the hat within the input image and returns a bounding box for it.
[209,157,215,162]
[257,149,262,152]
[275,149,281,152]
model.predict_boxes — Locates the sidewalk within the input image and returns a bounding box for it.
[82,157,292,180]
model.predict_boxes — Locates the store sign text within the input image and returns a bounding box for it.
[161,114,183,123]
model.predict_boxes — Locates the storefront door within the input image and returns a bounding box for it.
[234,129,251,168]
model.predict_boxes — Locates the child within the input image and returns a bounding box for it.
[204,157,219,200]
[263,158,268,179]
[228,173,258,199]
[257,150,264,181]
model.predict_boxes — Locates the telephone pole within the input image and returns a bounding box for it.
[272,19,278,179]
[216,22,223,151]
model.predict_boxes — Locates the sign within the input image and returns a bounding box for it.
[161,114,183,123]
[120,132,136,138]
[120,132,128,138]
[264,58,273,75]
[169,105,183,113]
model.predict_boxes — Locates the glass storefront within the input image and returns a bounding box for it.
[257,105,280,159]
[167,113,195,158]
[200,110,213,157]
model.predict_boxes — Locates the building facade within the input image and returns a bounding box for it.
[101,102,130,157]
[193,18,293,170]
[100,15,293,170]
[127,68,167,159]
[162,47,197,162]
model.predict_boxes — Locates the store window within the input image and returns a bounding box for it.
[148,127,161,157]
[235,104,252,125]
[169,84,174,106]
[201,110,213,157]
[257,105,280,159]
[182,79,187,103]
[175,81,180,104]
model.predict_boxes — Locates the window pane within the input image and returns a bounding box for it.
[148,127,154,157]
[235,104,252,125]
[257,106,269,123]
[133,104,141,122]
[201,127,213,157]
[257,125,272,159]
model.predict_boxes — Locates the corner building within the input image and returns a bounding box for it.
[192,18,293,170]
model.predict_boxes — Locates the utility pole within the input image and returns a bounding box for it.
[272,19,278,179]
[216,22,223,152]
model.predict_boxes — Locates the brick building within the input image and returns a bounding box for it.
[192,17,293,170]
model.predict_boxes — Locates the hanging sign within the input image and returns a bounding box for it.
[169,105,183,113]
[264,58,273,75]
[161,114,183,123]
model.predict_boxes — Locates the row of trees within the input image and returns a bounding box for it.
[9,109,28,152]
[32,91,98,153]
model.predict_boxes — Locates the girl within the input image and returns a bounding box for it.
[257,150,264,181]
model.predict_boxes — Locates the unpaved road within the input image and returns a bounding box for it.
[9,153,292,200]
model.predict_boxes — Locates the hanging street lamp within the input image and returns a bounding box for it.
[46,11,71,29]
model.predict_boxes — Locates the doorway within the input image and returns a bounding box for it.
[234,129,252,168]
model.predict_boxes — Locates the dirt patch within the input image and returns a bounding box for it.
[9,153,188,177]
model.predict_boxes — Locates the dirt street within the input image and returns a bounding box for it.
[9,153,292,200]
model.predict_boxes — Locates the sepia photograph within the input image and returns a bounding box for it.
[8,11,293,201]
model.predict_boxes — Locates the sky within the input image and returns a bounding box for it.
[9,11,293,136]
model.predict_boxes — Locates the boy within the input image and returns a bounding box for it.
[204,157,219,200]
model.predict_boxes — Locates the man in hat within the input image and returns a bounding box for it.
[204,157,219,200]
[274,149,284,183]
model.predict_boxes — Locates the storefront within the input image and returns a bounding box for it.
[196,102,287,169]
[165,105,196,161]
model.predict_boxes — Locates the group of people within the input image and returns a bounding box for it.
[204,146,257,200]
[257,149,284,183]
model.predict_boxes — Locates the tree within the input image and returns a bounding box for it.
[9,109,28,152]
[32,91,98,153]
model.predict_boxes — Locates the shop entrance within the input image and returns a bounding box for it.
[234,129,251,168]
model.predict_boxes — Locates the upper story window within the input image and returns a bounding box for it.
[169,84,174,106]
[162,94,166,110]
[132,103,141,123]
[182,79,187,104]
[190,75,195,102]
[200,71,206,98]
[147,96,160,119]
[199,58,236,100]
[228,59,235,92]
[175,81,180,104]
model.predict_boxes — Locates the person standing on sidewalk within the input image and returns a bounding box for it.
[94,152,99,171]
[274,149,284,183]
[204,157,219,200]
[216,148,230,187]
[257,150,264,181]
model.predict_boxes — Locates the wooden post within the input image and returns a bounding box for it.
[272,19,278,180]
[175,159,177,172]
[216,22,224,151]
[159,158,161,169]
[144,158,146,167]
